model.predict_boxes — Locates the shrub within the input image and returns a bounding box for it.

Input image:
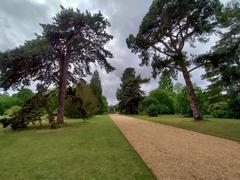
[0,95,22,115]
[3,106,21,117]
[148,104,158,117]
[64,85,98,118]
[141,96,159,112]
[149,88,175,114]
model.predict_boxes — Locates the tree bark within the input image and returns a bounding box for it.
[57,56,69,124]
[180,60,203,120]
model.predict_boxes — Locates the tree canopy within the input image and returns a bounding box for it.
[0,7,114,123]
[127,0,222,120]
[159,70,173,92]
[194,1,240,118]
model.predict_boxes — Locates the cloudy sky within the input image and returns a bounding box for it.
[0,0,230,104]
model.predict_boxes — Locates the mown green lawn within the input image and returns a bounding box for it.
[129,115,240,142]
[0,115,156,180]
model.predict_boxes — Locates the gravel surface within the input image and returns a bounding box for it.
[109,114,240,180]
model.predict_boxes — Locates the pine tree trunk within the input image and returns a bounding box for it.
[57,57,69,124]
[180,61,203,120]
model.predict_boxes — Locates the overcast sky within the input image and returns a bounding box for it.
[0,0,230,104]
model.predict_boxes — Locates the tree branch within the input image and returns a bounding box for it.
[188,63,206,73]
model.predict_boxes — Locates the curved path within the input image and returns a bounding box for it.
[109,114,240,180]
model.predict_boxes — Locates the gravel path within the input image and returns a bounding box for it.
[109,114,240,180]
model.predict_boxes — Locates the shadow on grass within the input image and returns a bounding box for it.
[1,118,90,134]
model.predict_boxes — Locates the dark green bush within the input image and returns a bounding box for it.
[148,104,158,117]
[64,85,97,118]
[149,88,175,114]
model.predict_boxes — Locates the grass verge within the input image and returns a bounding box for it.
[0,115,156,180]
[129,115,240,142]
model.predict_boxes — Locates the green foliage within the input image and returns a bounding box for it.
[0,7,115,124]
[108,104,119,113]
[48,93,58,112]
[149,88,175,114]
[194,1,240,118]
[0,85,55,130]
[127,0,221,120]
[176,87,207,116]
[116,67,149,114]
[176,88,192,116]
[0,7,114,90]
[228,92,240,118]
[148,104,158,117]
[3,106,21,117]
[0,94,22,115]
[90,71,102,97]
[127,0,221,78]
[90,71,107,114]
[208,101,229,118]
[159,70,173,92]
[12,88,34,105]
[101,96,108,114]
[141,96,159,112]
[64,84,98,118]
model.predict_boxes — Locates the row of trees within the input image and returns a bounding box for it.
[0,0,239,130]
[0,70,108,129]
[116,67,240,119]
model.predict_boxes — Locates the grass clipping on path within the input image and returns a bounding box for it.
[0,115,155,180]
[130,115,240,142]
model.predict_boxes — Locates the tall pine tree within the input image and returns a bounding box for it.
[0,7,114,123]
[116,67,149,114]
[127,0,222,120]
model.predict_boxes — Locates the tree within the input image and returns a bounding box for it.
[149,88,175,114]
[141,96,159,113]
[12,88,34,105]
[90,70,105,114]
[176,86,207,116]
[173,82,184,94]
[64,83,97,119]
[0,7,114,124]
[0,84,55,130]
[194,1,240,118]
[159,70,173,92]
[148,104,158,117]
[116,67,149,114]
[3,105,21,117]
[0,94,22,115]
[127,0,221,120]
[101,96,108,113]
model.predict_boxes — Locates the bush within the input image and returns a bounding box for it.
[3,106,21,117]
[149,88,175,114]
[141,96,159,112]
[0,95,22,115]
[148,104,158,117]
[64,85,98,118]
